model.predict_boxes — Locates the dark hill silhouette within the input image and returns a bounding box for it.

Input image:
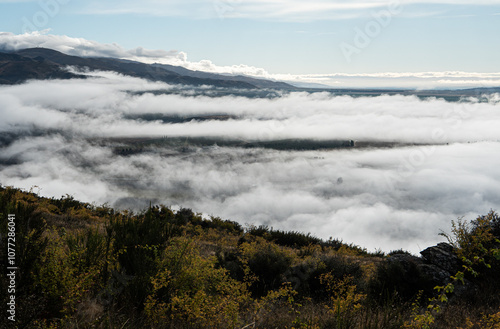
[151,63,294,89]
[4,48,498,95]
[0,48,296,89]
[0,51,84,84]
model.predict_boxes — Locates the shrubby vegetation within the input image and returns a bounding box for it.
[0,185,499,328]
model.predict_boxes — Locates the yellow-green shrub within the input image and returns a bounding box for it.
[320,273,365,329]
[34,230,100,318]
[145,237,250,328]
[238,238,295,297]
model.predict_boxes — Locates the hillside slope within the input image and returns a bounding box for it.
[0,48,296,89]
[0,185,498,328]
[0,52,83,84]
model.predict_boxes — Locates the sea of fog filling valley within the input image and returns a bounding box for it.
[1,73,500,253]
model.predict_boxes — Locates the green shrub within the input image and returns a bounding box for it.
[444,210,500,281]
[368,257,434,304]
[238,239,294,298]
[246,225,323,248]
[304,254,363,301]
[108,205,181,307]
[202,216,243,234]
[66,227,106,271]
[145,237,250,328]
[33,229,100,320]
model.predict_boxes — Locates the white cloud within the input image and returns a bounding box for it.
[2,74,500,142]
[80,0,389,20]
[0,31,188,63]
[275,72,500,89]
[0,31,272,77]
[1,75,500,253]
[78,0,500,21]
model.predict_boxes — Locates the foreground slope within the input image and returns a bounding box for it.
[0,185,499,328]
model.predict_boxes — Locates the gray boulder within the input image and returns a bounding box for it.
[420,242,460,275]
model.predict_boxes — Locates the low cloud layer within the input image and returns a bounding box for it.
[2,70,499,143]
[1,74,500,253]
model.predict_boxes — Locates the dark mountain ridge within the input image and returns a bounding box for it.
[0,51,85,84]
[2,48,499,97]
[0,47,296,89]
[151,62,294,89]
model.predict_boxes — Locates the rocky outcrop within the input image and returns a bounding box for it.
[417,243,459,284]
[381,242,467,301]
[386,243,462,286]
[420,242,460,275]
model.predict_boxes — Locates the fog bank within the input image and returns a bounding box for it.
[1,74,500,253]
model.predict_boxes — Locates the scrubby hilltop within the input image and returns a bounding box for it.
[0,185,499,328]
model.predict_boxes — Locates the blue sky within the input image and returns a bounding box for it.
[0,0,500,87]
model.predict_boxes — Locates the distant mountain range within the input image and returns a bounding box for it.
[1,48,500,97]
[0,47,296,89]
